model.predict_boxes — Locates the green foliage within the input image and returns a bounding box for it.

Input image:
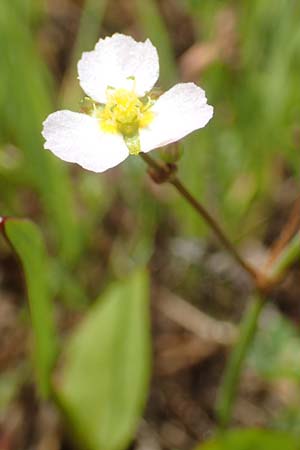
[196,428,300,450]
[1,0,300,446]
[248,308,300,380]
[55,270,151,450]
[217,296,264,429]
[136,0,177,87]
[273,406,300,436]
[0,0,81,263]
[3,218,57,397]
[170,0,300,238]
[269,233,300,279]
[60,0,108,108]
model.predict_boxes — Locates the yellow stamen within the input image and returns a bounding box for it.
[99,88,154,136]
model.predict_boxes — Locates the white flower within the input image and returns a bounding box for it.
[42,34,213,173]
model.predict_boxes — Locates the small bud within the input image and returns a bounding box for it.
[147,163,177,184]
[159,142,183,164]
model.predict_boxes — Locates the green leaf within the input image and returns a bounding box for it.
[55,270,151,450]
[2,218,57,397]
[0,2,81,264]
[196,429,300,450]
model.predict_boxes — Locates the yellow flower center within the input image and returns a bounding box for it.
[99,88,154,138]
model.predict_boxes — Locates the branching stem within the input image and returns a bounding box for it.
[140,152,262,286]
[140,151,300,430]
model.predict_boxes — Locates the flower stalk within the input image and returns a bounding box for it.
[140,152,262,286]
[141,152,300,431]
[41,31,300,434]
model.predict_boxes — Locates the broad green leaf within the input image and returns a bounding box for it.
[196,429,300,450]
[2,218,57,397]
[55,270,151,450]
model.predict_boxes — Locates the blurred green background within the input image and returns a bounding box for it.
[1,0,300,270]
[0,0,300,449]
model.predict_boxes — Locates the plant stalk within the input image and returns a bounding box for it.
[140,152,300,431]
[216,294,265,429]
[140,152,261,284]
[269,232,300,281]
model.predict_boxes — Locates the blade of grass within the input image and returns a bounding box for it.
[1,217,58,398]
[216,293,265,429]
[0,1,81,264]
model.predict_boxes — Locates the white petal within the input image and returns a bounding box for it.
[140,83,214,152]
[78,34,159,103]
[42,111,129,173]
